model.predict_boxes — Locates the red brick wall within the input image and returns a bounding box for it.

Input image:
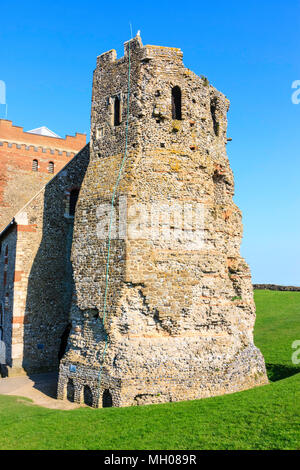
[0,119,86,150]
[0,119,86,231]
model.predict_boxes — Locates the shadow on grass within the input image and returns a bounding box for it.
[266,363,300,382]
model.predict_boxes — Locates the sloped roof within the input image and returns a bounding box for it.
[26,126,61,138]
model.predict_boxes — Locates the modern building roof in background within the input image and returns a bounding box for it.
[26,126,61,138]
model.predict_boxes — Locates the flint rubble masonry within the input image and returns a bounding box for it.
[57,36,268,408]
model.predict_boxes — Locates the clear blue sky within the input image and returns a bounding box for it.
[0,0,299,285]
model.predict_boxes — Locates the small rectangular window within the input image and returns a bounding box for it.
[172,86,182,120]
[96,127,104,139]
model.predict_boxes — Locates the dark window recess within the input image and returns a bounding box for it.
[32,159,38,171]
[171,86,182,120]
[69,189,80,216]
[102,389,113,408]
[67,379,75,402]
[58,323,71,360]
[48,161,54,174]
[210,98,219,136]
[84,385,93,407]
[114,96,121,126]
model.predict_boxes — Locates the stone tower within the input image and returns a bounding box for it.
[57,36,268,407]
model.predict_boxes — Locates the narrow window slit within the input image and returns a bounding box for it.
[171,86,182,120]
[114,96,121,126]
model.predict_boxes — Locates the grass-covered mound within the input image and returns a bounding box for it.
[0,290,299,450]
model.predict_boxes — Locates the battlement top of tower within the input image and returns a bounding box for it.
[96,35,184,68]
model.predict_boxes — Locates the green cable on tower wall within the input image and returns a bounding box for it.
[97,40,131,397]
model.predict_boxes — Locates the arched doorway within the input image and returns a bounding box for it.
[66,379,74,402]
[84,385,93,407]
[102,389,113,408]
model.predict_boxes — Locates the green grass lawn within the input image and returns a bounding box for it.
[0,290,299,450]
[254,290,300,381]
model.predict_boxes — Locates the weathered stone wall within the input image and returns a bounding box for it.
[0,145,90,376]
[0,119,86,232]
[58,36,268,408]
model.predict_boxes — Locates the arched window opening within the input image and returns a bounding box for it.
[84,385,93,407]
[58,323,71,360]
[171,86,182,120]
[67,379,74,402]
[102,389,113,408]
[114,96,121,126]
[48,161,54,174]
[32,159,38,172]
[69,189,80,217]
